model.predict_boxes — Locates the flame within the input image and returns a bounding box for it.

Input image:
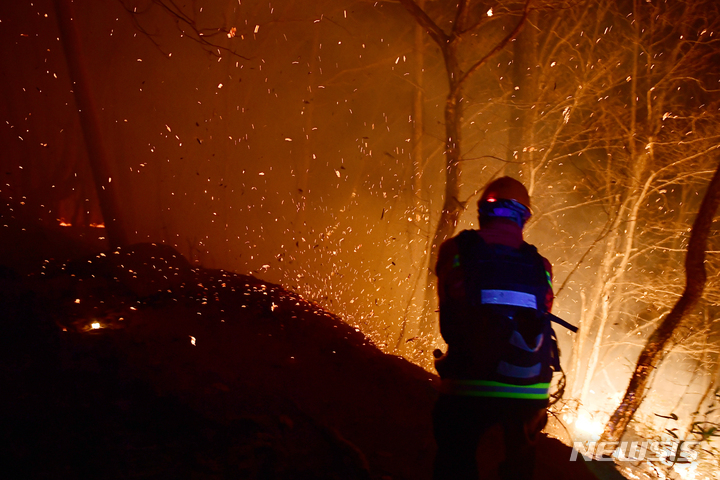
[58,220,105,228]
[565,410,605,441]
[91,322,101,329]
[575,415,604,439]
[673,461,698,480]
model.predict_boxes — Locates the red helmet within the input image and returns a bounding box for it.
[479,176,531,211]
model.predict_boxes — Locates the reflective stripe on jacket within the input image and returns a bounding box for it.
[441,379,551,400]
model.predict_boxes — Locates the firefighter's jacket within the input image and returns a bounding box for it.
[435,218,557,400]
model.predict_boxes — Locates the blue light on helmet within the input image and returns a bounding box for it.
[479,198,531,227]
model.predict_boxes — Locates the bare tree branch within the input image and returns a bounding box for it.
[453,0,532,97]
[397,0,449,47]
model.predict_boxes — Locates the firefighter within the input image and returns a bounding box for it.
[432,176,557,480]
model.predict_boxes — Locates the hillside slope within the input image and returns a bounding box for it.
[1,233,625,479]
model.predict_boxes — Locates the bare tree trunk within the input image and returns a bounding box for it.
[570,290,587,391]
[411,0,425,211]
[395,0,428,353]
[601,157,720,443]
[574,0,649,400]
[508,9,538,171]
[398,0,532,341]
[54,0,128,248]
[579,165,652,402]
[428,73,463,282]
[570,207,622,396]
[581,285,611,401]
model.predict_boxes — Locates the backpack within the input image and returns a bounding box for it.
[446,230,560,386]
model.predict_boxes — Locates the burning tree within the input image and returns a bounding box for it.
[559,0,720,419]
[600,157,720,443]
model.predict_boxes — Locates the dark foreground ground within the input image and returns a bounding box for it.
[1,212,627,480]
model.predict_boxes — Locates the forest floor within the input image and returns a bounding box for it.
[1,208,629,479]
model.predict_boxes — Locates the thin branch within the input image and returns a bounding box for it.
[453,0,532,97]
[397,0,449,47]
[452,0,471,35]
[128,0,251,60]
[554,214,615,300]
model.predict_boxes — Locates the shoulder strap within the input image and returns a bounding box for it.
[454,229,482,252]
[453,230,484,270]
[519,241,538,255]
